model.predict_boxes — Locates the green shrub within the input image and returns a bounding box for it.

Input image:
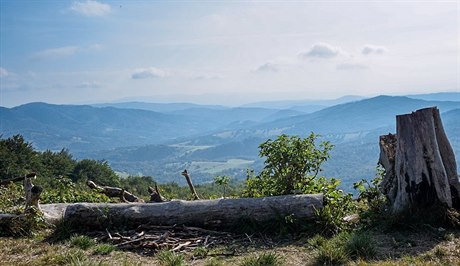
[242,133,355,236]
[243,133,332,197]
[69,235,97,250]
[157,250,186,266]
[345,232,376,259]
[240,252,283,266]
[0,182,25,214]
[311,177,355,236]
[353,165,387,218]
[40,177,111,204]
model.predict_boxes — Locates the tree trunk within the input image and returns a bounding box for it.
[45,194,322,230]
[379,107,460,213]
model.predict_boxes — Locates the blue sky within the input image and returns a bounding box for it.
[0,0,458,107]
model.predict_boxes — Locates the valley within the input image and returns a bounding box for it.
[1,92,459,191]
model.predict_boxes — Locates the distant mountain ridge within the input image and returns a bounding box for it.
[1,94,459,189]
[405,92,460,102]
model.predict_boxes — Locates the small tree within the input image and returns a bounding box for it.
[214,175,230,198]
[244,133,333,197]
[243,133,355,235]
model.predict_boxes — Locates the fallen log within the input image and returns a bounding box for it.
[379,107,460,213]
[48,194,322,230]
[0,173,37,186]
[87,180,144,203]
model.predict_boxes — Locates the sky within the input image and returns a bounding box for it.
[0,0,459,107]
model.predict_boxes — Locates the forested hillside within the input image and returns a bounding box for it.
[1,95,459,190]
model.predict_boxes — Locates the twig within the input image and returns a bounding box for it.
[172,241,191,251]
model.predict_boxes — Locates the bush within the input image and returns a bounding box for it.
[243,133,355,236]
[353,165,387,216]
[243,133,332,197]
[40,177,111,203]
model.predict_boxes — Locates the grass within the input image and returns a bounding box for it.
[0,226,459,266]
[156,250,186,266]
[240,252,283,266]
[204,257,225,266]
[69,235,97,250]
[316,240,349,265]
[192,246,209,259]
[93,244,116,255]
[345,232,377,259]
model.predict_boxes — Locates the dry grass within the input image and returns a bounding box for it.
[0,228,459,266]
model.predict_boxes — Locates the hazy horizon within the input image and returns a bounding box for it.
[1,1,459,107]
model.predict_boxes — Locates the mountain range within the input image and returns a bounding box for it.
[1,92,459,190]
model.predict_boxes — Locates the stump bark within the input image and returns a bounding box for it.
[379,107,460,213]
[57,194,323,230]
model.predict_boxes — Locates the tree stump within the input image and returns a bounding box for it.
[379,107,460,213]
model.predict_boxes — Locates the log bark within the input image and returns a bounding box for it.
[379,107,460,213]
[87,180,144,203]
[52,194,322,230]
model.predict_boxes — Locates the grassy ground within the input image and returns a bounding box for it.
[0,227,459,266]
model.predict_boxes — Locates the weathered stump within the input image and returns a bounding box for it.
[379,107,460,213]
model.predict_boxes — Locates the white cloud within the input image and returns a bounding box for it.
[362,44,387,55]
[32,46,79,60]
[131,67,168,79]
[301,43,341,58]
[191,74,224,80]
[71,1,111,17]
[0,67,9,77]
[76,81,102,88]
[87,44,103,50]
[336,63,369,70]
[255,62,279,73]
